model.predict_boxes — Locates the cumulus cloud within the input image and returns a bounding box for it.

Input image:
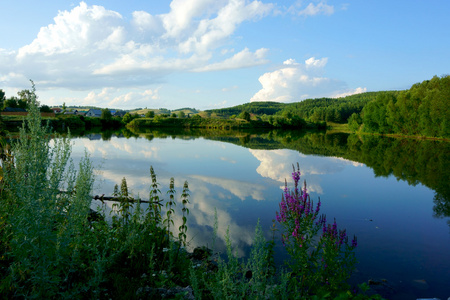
[1,1,273,98]
[251,57,366,102]
[331,87,367,98]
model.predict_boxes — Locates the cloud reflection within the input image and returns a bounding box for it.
[70,136,261,256]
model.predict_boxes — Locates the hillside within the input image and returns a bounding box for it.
[206,91,391,124]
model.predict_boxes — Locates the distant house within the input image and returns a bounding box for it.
[85,109,102,117]
[52,107,62,113]
[64,109,78,115]
[113,110,126,118]
[3,107,27,113]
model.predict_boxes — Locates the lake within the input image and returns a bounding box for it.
[70,129,450,299]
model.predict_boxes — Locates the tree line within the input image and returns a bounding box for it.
[0,88,53,112]
[356,75,449,138]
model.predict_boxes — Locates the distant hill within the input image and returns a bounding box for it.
[205,91,392,123]
[129,107,199,116]
[205,101,287,117]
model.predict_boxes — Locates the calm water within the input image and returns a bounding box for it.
[69,130,450,299]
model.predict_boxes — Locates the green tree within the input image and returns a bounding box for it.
[145,110,155,118]
[40,105,53,113]
[178,111,185,118]
[239,111,251,121]
[4,97,19,109]
[0,89,5,109]
[101,108,112,120]
[348,113,362,131]
[122,112,132,123]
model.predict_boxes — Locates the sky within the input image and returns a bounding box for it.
[0,0,449,110]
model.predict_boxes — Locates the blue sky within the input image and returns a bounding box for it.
[0,0,449,110]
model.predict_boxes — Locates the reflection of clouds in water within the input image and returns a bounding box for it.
[140,147,159,159]
[249,149,365,196]
[249,149,323,194]
[74,137,161,162]
[220,156,237,164]
[190,175,265,201]
[330,156,364,167]
[71,137,257,256]
[250,149,293,183]
[186,177,254,256]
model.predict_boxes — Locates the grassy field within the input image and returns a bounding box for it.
[326,122,351,133]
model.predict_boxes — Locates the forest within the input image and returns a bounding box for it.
[358,75,449,138]
[207,75,449,138]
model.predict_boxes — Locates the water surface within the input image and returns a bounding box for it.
[70,130,450,299]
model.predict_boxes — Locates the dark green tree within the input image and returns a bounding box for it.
[101,108,112,120]
[0,89,5,109]
[348,113,362,131]
[122,113,132,123]
[40,105,53,113]
[145,110,155,118]
[239,111,251,121]
[17,89,34,109]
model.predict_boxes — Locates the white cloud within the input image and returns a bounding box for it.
[190,174,265,201]
[289,1,334,16]
[0,0,273,105]
[331,87,367,98]
[17,2,123,58]
[299,2,334,16]
[175,0,273,54]
[251,57,366,102]
[194,48,268,72]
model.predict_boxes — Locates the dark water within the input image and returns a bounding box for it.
[69,129,450,299]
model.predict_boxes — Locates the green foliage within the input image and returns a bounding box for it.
[361,75,449,138]
[145,110,155,118]
[206,101,286,117]
[122,112,133,123]
[101,108,112,120]
[179,181,190,247]
[0,84,194,298]
[348,113,362,131]
[238,110,251,121]
[40,104,53,113]
[1,82,97,297]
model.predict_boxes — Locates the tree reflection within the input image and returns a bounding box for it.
[109,127,450,228]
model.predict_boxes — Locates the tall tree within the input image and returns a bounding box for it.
[101,108,112,120]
